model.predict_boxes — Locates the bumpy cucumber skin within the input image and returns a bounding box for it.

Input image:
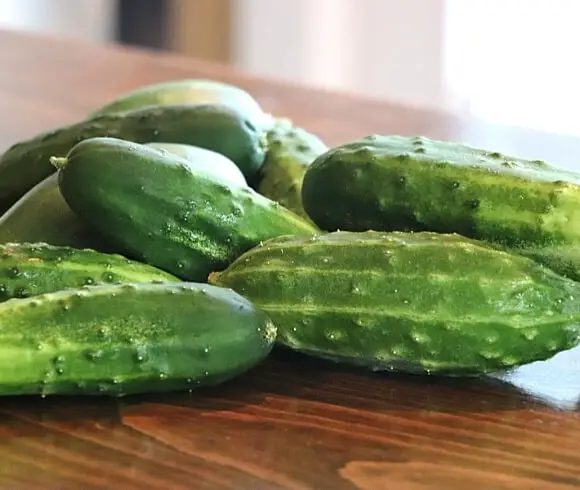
[89,78,274,130]
[256,118,327,222]
[301,135,580,280]
[145,142,247,187]
[0,242,179,302]
[56,137,319,282]
[0,103,266,213]
[0,281,276,397]
[0,174,112,252]
[208,230,580,376]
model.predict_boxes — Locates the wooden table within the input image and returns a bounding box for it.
[1,28,580,490]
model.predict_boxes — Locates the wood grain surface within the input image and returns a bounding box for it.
[0,28,580,490]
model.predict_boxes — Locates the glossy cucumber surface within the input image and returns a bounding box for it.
[210,230,580,375]
[0,281,276,396]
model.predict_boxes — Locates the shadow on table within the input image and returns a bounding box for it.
[0,344,576,430]
[134,346,579,415]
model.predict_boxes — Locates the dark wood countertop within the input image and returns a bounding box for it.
[0,28,579,490]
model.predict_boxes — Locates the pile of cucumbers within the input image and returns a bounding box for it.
[0,78,579,398]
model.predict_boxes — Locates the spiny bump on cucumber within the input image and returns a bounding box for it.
[208,230,580,376]
[0,281,276,397]
[0,241,179,302]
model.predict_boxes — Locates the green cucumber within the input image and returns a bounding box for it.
[0,142,248,250]
[89,78,273,130]
[0,242,178,301]
[208,230,580,376]
[0,103,266,214]
[256,117,327,221]
[301,135,580,280]
[144,142,247,187]
[53,137,319,282]
[0,174,111,251]
[0,281,276,396]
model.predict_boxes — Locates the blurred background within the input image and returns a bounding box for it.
[1,0,578,137]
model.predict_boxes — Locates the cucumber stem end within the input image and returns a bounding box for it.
[49,156,68,170]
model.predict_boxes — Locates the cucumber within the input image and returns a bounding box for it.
[53,137,319,282]
[301,135,580,280]
[144,142,247,187]
[208,230,580,376]
[89,78,273,130]
[0,281,276,396]
[0,103,266,214]
[256,117,327,221]
[0,174,111,251]
[0,242,179,301]
[0,142,247,250]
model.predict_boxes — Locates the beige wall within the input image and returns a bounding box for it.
[168,0,232,63]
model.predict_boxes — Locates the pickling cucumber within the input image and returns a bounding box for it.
[209,230,580,375]
[53,137,318,282]
[256,118,327,221]
[0,281,276,396]
[0,174,110,251]
[0,103,266,213]
[89,78,273,130]
[301,135,580,281]
[0,241,178,301]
